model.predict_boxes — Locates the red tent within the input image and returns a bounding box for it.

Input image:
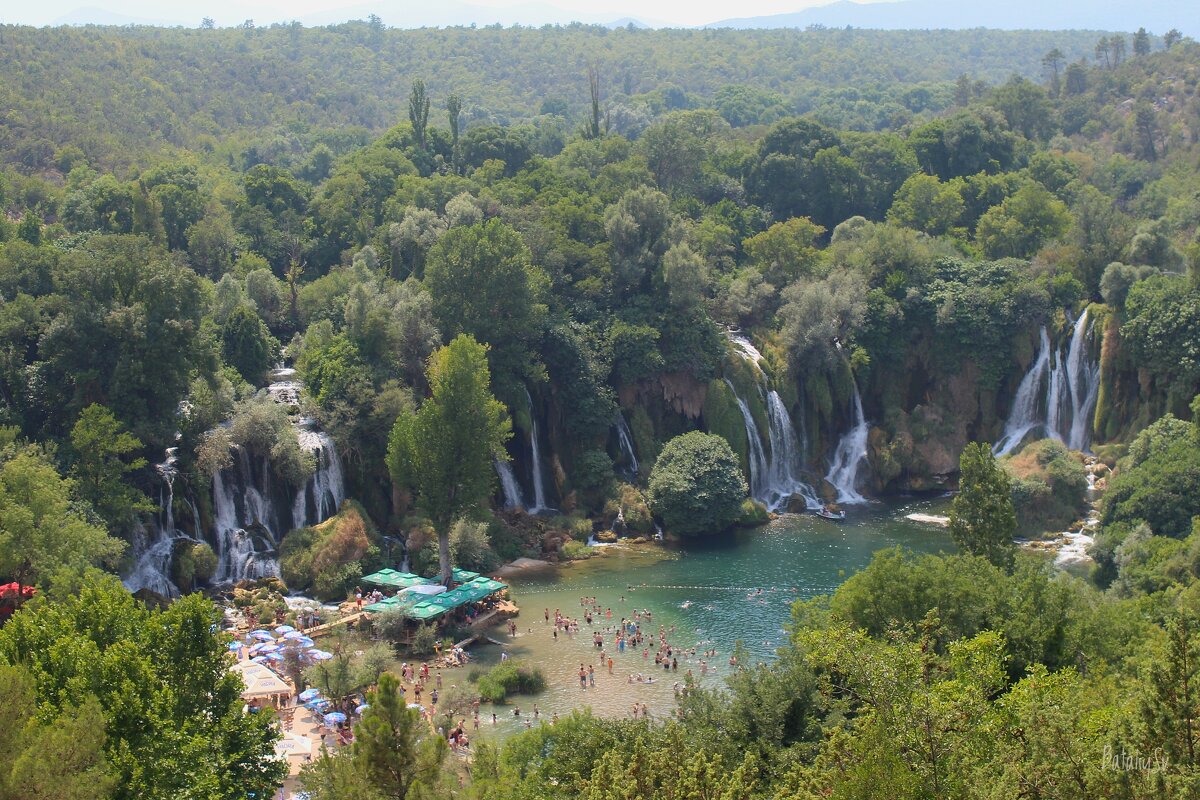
[0,582,36,621]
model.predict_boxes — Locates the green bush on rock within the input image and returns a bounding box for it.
[647,432,748,536]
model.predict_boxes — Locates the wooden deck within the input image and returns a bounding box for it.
[303,612,366,639]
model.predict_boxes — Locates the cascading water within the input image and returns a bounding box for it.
[762,390,821,510]
[993,311,1100,456]
[495,458,526,510]
[123,447,194,597]
[725,379,770,500]
[524,388,553,514]
[613,413,640,478]
[825,383,870,504]
[723,332,821,512]
[1064,311,1101,452]
[993,328,1052,457]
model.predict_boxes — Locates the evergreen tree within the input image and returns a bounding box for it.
[949,442,1017,570]
[352,672,446,799]
[408,79,430,151]
[1133,27,1152,57]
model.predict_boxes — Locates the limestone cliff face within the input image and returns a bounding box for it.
[865,359,996,491]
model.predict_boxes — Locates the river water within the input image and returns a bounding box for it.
[461,496,952,738]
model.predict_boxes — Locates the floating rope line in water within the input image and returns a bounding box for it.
[510,584,803,595]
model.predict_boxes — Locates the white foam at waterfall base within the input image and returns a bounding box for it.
[825,385,870,505]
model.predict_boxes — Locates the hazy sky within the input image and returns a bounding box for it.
[0,0,864,28]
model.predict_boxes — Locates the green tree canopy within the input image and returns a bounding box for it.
[69,404,152,530]
[0,575,283,800]
[424,219,546,396]
[647,431,747,536]
[0,446,124,588]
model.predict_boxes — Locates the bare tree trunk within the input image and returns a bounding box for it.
[438,530,452,588]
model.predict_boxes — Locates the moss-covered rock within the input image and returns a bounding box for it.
[278,500,380,600]
[1002,439,1089,536]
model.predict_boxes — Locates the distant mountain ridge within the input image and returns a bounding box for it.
[708,0,1197,36]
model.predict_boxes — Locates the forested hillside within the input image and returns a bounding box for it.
[0,24,1107,171]
[2,22,1200,799]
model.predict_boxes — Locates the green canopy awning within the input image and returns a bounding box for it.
[451,568,481,583]
[460,584,493,602]
[466,577,507,593]
[404,603,445,621]
[362,569,430,589]
[362,596,404,613]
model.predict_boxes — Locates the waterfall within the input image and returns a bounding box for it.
[728,330,765,365]
[524,388,553,514]
[723,331,822,512]
[211,458,280,583]
[294,426,346,525]
[613,413,640,478]
[825,383,870,504]
[725,379,770,500]
[1064,311,1100,451]
[994,312,1099,456]
[993,328,1052,457]
[123,448,192,597]
[763,391,821,510]
[495,458,525,509]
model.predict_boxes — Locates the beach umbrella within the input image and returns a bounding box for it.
[303,699,330,711]
[265,651,284,661]
[255,643,279,653]
[354,704,369,714]
[282,630,307,640]
[291,636,315,648]
[298,688,322,702]
[227,641,242,652]
[250,630,274,641]
[274,624,295,634]
[308,649,334,661]
[250,656,268,663]
[323,712,347,725]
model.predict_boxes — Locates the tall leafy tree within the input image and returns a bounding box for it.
[69,404,152,529]
[354,672,446,798]
[949,442,1017,570]
[387,335,511,586]
[408,79,430,151]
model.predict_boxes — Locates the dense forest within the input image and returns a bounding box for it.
[1,19,1200,800]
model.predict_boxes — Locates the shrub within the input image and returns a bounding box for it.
[738,498,770,527]
[408,624,439,656]
[449,518,496,572]
[562,541,593,560]
[1003,439,1088,535]
[647,432,747,536]
[279,502,379,600]
[471,661,546,703]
